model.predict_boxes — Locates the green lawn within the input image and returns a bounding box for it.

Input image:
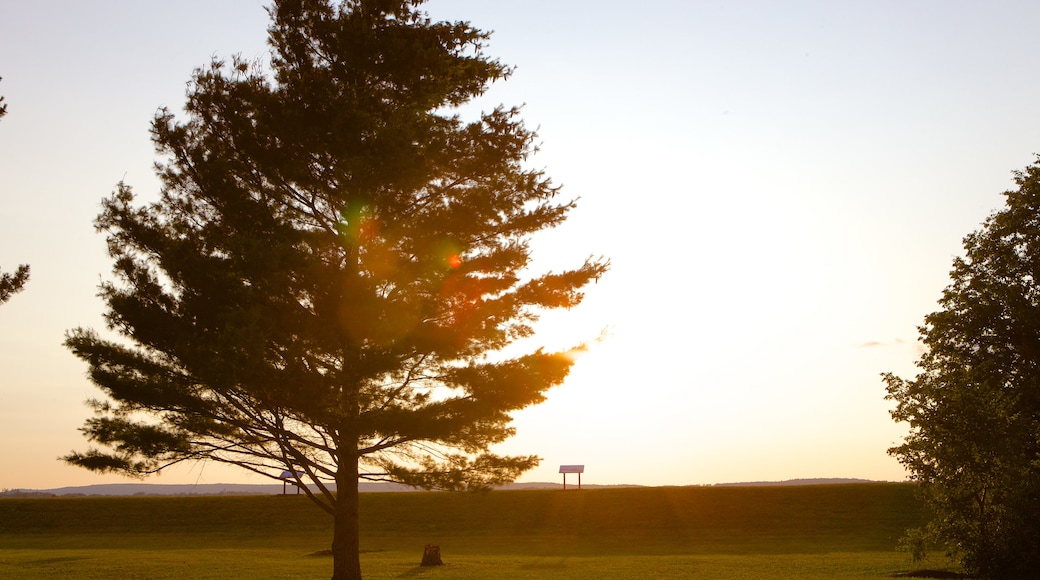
[0,483,959,578]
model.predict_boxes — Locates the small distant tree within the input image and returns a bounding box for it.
[63,1,606,579]
[885,157,1040,578]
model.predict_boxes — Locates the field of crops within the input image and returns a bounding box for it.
[0,483,958,578]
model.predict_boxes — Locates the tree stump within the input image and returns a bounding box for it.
[421,544,443,566]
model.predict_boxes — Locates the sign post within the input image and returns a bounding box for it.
[559,465,584,490]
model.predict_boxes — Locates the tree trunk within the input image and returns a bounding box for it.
[421,544,443,566]
[331,456,362,580]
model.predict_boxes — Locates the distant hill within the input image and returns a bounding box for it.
[0,480,886,498]
[1,481,641,497]
[713,478,881,487]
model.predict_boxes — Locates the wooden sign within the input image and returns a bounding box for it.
[559,465,585,490]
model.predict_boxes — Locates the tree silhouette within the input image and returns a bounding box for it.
[63,2,606,579]
[0,77,30,306]
[0,264,30,305]
[886,157,1040,577]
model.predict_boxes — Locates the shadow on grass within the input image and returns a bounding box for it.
[396,564,448,577]
[306,549,387,557]
[888,570,972,579]
[520,556,570,570]
[18,557,90,566]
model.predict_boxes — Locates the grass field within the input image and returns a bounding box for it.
[0,483,958,578]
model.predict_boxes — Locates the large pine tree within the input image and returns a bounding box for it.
[64,2,606,578]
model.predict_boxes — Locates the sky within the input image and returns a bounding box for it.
[3,0,1040,490]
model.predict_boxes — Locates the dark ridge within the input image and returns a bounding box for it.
[714,478,880,487]
[1,481,643,498]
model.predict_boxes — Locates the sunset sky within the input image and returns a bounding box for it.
[3,0,1040,491]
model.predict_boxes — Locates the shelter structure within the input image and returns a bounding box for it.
[279,470,305,495]
[559,465,584,490]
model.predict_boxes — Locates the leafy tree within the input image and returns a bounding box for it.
[63,1,606,579]
[885,157,1040,578]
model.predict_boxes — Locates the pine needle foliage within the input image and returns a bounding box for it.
[63,2,606,578]
[0,77,31,306]
[0,264,29,305]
